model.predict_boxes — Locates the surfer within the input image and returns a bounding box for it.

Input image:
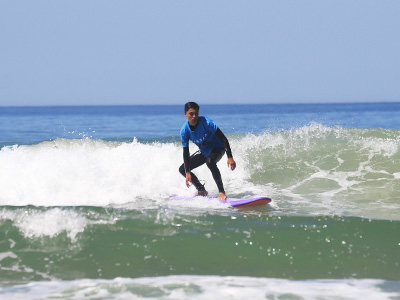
[179,102,236,201]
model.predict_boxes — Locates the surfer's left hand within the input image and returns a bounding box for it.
[227,157,236,171]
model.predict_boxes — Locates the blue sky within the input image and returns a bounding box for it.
[1,1,399,106]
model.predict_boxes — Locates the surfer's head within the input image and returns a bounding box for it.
[184,102,200,127]
[184,102,200,114]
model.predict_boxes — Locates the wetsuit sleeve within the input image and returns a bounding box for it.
[181,130,189,148]
[183,146,190,173]
[215,128,233,158]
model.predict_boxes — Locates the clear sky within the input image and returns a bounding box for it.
[1,0,399,106]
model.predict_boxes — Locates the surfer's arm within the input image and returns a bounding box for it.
[215,128,233,158]
[183,146,190,173]
[215,128,236,171]
[183,146,192,187]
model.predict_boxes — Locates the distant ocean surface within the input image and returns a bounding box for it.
[1,103,400,299]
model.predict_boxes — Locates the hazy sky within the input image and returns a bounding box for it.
[1,1,399,106]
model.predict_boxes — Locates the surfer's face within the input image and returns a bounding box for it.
[185,108,199,126]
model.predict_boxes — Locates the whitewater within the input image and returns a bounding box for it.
[1,124,399,219]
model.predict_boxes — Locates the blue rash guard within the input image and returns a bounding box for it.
[180,116,223,157]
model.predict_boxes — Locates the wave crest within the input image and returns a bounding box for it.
[1,125,399,219]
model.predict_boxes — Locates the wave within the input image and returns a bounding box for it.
[1,208,399,282]
[1,124,399,219]
[1,276,399,300]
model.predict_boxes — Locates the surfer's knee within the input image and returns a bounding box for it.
[206,157,216,169]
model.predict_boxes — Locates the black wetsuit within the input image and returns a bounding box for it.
[179,127,233,193]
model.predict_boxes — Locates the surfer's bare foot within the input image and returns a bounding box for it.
[218,192,227,201]
[196,190,208,197]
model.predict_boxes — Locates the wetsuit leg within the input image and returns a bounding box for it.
[206,147,226,193]
[178,151,207,191]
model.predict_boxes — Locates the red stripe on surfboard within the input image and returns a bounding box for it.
[230,197,271,207]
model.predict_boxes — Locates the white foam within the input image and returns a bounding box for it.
[0,208,114,242]
[0,276,398,300]
[0,138,256,207]
[1,127,399,220]
[0,139,177,206]
[0,251,18,261]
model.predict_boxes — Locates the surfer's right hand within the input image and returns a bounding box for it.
[185,173,192,188]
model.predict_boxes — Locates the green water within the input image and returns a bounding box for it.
[1,207,399,285]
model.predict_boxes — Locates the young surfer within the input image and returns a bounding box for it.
[179,102,236,201]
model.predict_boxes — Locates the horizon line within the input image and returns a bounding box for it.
[1,100,400,108]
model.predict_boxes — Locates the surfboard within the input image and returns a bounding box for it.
[171,195,271,208]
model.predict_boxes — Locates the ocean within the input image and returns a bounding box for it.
[0,103,399,299]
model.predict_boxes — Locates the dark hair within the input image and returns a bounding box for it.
[184,102,200,113]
